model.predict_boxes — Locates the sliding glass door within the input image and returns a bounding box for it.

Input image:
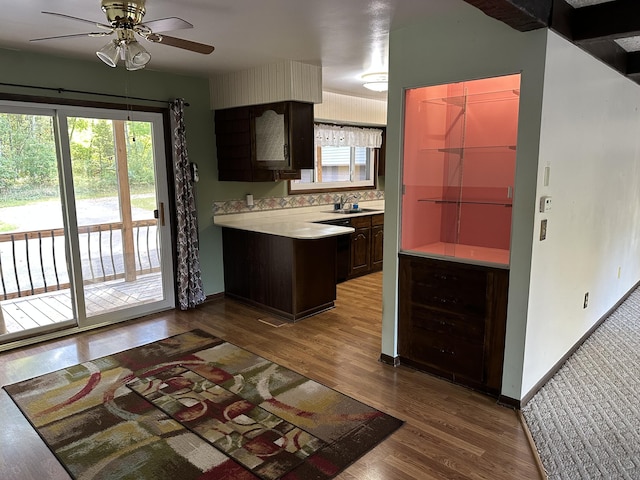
[0,107,75,339]
[0,102,174,345]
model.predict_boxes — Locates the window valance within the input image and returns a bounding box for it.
[315,123,383,148]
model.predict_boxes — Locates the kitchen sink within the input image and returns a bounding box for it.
[329,208,380,214]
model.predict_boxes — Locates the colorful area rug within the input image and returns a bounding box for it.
[4,329,403,479]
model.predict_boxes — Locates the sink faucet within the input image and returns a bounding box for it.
[340,194,358,211]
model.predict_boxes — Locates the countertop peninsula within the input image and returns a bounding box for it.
[214,200,384,322]
[213,200,384,239]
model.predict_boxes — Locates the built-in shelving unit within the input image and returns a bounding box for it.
[398,74,521,396]
[401,75,521,267]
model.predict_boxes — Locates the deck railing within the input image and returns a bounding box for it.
[0,219,160,301]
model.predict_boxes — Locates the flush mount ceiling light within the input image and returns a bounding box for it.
[362,72,388,92]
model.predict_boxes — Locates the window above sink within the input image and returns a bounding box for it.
[289,123,384,194]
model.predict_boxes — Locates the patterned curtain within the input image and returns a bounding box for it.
[170,98,206,310]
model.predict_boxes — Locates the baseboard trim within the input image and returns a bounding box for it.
[517,410,548,479]
[498,395,521,410]
[520,278,640,407]
[203,292,225,303]
[379,353,400,366]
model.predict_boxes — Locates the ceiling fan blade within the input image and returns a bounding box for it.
[42,11,112,30]
[151,34,214,54]
[30,32,112,42]
[142,17,193,33]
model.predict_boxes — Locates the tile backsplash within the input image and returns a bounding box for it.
[212,189,384,216]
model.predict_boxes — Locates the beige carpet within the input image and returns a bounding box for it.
[522,288,640,479]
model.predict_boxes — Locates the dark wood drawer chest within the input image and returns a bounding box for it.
[398,254,509,395]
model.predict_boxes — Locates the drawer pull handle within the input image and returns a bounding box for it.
[434,296,459,305]
[433,273,458,281]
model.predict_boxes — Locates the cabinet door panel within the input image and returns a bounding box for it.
[349,228,371,277]
[252,103,289,169]
[371,224,384,271]
[288,102,314,170]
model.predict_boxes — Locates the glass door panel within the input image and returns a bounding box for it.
[0,103,174,347]
[401,74,520,266]
[0,110,75,342]
[66,114,171,322]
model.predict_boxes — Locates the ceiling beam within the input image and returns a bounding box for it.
[626,51,640,77]
[462,0,552,32]
[463,0,640,86]
[551,0,637,79]
[571,0,640,44]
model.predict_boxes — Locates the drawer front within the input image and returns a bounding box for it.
[350,215,372,228]
[404,258,487,316]
[371,213,384,226]
[409,304,485,344]
[400,324,485,382]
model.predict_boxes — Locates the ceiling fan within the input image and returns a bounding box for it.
[31,0,215,71]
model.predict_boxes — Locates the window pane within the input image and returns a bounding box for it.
[299,169,314,182]
[354,147,370,181]
[321,146,351,182]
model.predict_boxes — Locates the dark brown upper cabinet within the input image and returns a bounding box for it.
[215,101,314,182]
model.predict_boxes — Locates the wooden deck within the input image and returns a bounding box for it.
[0,272,163,335]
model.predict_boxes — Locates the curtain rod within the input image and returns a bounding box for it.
[0,81,189,106]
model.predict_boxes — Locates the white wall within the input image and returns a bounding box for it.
[210,60,322,109]
[522,30,640,397]
[314,91,387,126]
[384,1,548,400]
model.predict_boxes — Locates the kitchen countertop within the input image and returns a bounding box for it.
[213,200,384,239]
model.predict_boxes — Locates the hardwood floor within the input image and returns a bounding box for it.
[0,272,542,479]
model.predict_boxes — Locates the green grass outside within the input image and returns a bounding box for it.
[0,221,17,232]
[131,196,156,211]
[0,184,156,208]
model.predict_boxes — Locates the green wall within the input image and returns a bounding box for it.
[0,48,387,299]
[0,48,225,295]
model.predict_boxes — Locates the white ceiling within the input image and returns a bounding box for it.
[0,0,465,100]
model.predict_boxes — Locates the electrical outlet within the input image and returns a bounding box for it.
[583,292,589,309]
[539,196,552,213]
[540,219,547,241]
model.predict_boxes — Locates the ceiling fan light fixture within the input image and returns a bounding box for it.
[124,40,151,70]
[96,40,120,67]
[362,72,388,92]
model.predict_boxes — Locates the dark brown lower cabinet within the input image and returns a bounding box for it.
[222,228,337,322]
[398,254,509,396]
[349,216,371,278]
[348,213,384,279]
[314,213,384,282]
